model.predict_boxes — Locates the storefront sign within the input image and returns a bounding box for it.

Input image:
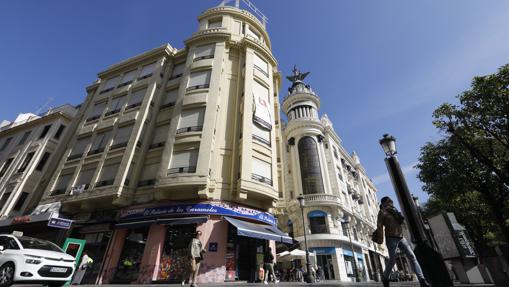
[209,242,218,252]
[48,217,73,229]
[309,247,335,255]
[120,202,276,225]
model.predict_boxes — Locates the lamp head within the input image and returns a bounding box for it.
[297,195,305,208]
[379,134,397,157]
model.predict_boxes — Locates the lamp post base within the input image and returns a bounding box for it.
[305,262,315,283]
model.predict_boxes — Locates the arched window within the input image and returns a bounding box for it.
[298,136,325,195]
[308,210,328,234]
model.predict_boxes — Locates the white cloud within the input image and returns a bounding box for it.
[372,161,418,185]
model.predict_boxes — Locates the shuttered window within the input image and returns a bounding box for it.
[150,124,169,148]
[127,89,146,109]
[187,70,211,90]
[18,131,31,145]
[252,123,270,146]
[208,18,222,28]
[253,53,269,76]
[101,76,120,92]
[139,62,156,79]
[17,152,35,173]
[161,89,178,108]
[170,62,185,79]
[106,96,126,115]
[0,158,14,178]
[112,125,133,148]
[194,44,215,61]
[69,137,91,158]
[140,163,159,181]
[87,101,107,121]
[252,81,271,130]
[169,149,199,173]
[89,130,111,154]
[77,167,95,186]
[177,108,205,133]
[97,163,119,186]
[53,171,73,194]
[120,69,137,86]
[251,157,272,185]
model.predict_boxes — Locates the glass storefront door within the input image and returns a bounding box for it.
[81,231,111,284]
[157,224,196,283]
[112,227,149,283]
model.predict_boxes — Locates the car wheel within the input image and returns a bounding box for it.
[46,282,66,287]
[0,263,14,287]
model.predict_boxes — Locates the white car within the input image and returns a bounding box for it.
[0,234,75,287]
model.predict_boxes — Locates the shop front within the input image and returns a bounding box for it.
[309,247,336,280]
[98,201,292,284]
[343,249,366,281]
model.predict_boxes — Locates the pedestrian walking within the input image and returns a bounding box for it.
[188,230,205,287]
[71,251,93,285]
[263,247,278,284]
[375,196,430,287]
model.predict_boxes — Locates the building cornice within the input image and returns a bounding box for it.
[0,110,74,138]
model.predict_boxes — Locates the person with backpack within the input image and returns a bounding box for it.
[263,247,278,284]
[375,196,430,287]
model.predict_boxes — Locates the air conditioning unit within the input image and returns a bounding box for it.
[70,184,86,195]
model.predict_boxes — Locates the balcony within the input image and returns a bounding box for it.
[193,55,214,62]
[302,194,342,207]
[251,173,273,186]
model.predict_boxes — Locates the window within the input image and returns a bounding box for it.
[247,27,260,40]
[138,163,158,187]
[68,137,91,160]
[252,81,271,130]
[187,70,211,91]
[208,18,222,28]
[251,157,272,185]
[308,211,328,234]
[96,163,119,187]
[0,158,14,178]
[75,167,96,190]
[298,137,325,195]
[111,125,133,149]
[100,75,120,93]
[341,223,349,237]
[119,69,137,87]
[177,108,205,134]
[161,89,178,108]
[0,137,12,151]
[54,124,66,139]
[105,95,126,116]
[52,170,74,195]
[138,62,156,80]
[194,44,215,61]
[0,193,12,211]
[35,152,51,171]
[86,101,107,122]
[17,152,35,173]
[88,130,112,155]
[170,62,185,79]
[253,53,269,76]
[252,122,270,146]
[150,124,169,149]
[13,192,29,211]
[0,236,19,250]
[18,131,31,145]
[127,89,146,109]
[169,149,199,174]
[39,124,52,139]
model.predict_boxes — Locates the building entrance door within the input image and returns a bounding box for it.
[316,254,335,280]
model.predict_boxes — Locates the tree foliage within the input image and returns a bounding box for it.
[417,64,509,248]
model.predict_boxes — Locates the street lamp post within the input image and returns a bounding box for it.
[342,215,361,282]
[379,134,453,287]
[296,195,315,283]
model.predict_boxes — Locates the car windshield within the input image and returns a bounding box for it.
[18,237,62,252]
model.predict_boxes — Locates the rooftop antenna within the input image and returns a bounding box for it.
[219,0,268,27]
[35,96,54,115]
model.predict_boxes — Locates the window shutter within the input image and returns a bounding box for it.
[91,130,111,151]
[194,44,215,59]
[109,96,126,111]
[252,81,271,130]
[178,108,205,129]
[162,89,178,106]
[252,123,270,145]
[100,163,119,181]
[128,89,146,106]
[89,102,107,118]
[170,149,199,169]
[253,54,268,75]
[140,163,159,181]
[188,70,211,88]
[121,69,137,84]
[55,172,73,191]
[171,63,185,77]
[77,168,95,186]
[71,137,91,156]
[151,124,169,145]
[139,62,156,78]
[252,157,271,179]
[103,76,120,91]
[113,125,133,145]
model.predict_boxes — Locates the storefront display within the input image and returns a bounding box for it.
[157,224,196,282]
[112,227,149,283]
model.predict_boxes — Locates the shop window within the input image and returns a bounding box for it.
[308,210,328,234]
[157,224,196,282]
[113,228,149,284]
[18,131,31,145]
[54,124,66,140]
[118,69,137,87]
[17,151,35,173]
[39,124,52,139]
[344,254,358,278]
[35,152,51,171]
[0,137,12,151]
[298,137,325,195]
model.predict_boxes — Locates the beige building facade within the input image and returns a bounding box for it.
[37,3,287,285]
[275,70,388,282]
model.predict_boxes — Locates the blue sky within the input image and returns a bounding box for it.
[1,0,509,205]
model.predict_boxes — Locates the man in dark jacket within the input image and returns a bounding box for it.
[264,247,278,284]
[377,196,430,287]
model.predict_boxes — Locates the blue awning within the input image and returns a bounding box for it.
[156,216,208,226]
[343,249,364,260]
[224,216,293,244]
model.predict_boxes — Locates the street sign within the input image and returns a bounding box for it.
[48,217,73,229]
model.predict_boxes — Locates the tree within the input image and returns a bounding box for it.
[417,64,509,246]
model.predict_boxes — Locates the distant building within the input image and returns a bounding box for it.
[275,68,388,282]
[0,105,77,230]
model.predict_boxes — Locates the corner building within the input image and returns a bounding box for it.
[275,70,388,282]
[39,4,287,284]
